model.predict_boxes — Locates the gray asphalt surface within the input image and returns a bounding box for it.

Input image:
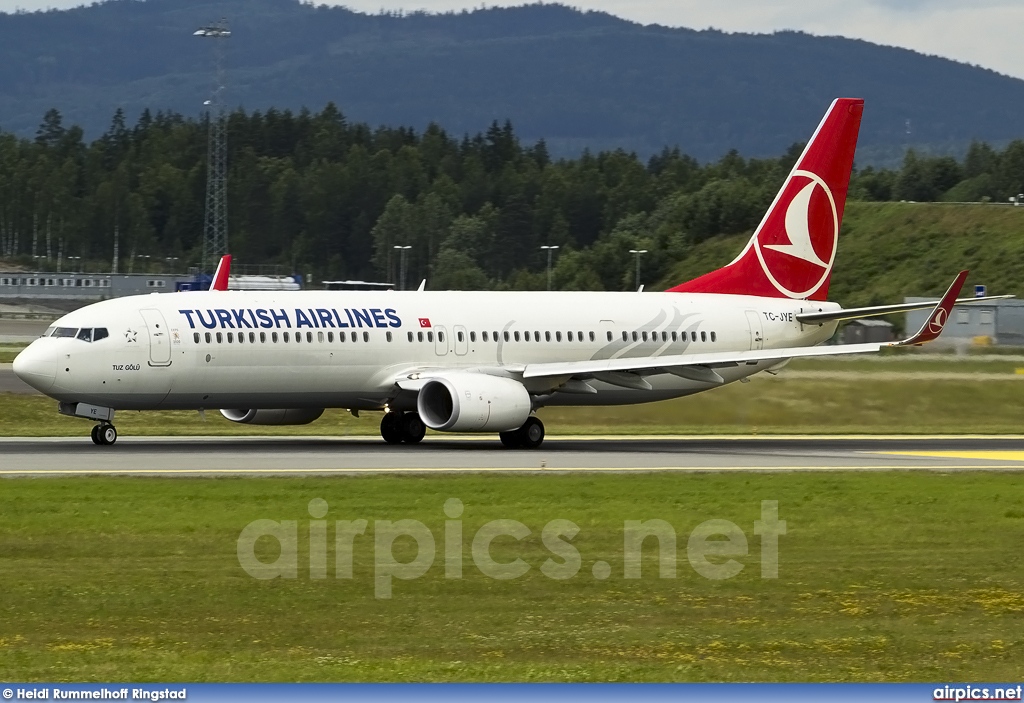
[2,435,1024,475]
[0,318,49,343]
[0,364,36,394]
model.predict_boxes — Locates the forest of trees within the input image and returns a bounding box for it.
[4,104,1024,292]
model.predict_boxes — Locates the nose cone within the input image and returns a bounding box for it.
[12,343,56,393]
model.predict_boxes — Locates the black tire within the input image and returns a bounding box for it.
[401,413,426,444]
[499,431,521,449]
[100,425,117,446]
[90,425,101,445]
[380,412,404,444]
[517,416,545,449]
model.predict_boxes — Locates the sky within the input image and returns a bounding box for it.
[3,0,1023,80]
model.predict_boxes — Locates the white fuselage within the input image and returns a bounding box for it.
[13,290,839,412]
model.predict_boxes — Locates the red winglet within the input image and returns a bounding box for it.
[211,255,232,291]
[895,270,968,346]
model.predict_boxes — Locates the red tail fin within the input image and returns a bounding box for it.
[211,254,231,291]
[668,98,864,301]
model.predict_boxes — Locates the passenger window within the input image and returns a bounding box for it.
[260,332,266,343]
[458,331,465,342]
[482,331,489,342]
[556,331,562,342]
[205,332,212,343]
[503,331,510,342]
[272,332,278,343]
[417,331,423,342]
[493,331,499,341]
[352,332,358,343]
[578,331,583,341]
[427,332,433,342]
[307,332,313,343]
[544,331,551,342]
[194,332,200,343]
[691,331,697,342]
[438,331,444,342]
[386,331,393,342]
[295,333,301,344]
[227,332,234,343]
[701,331,707,342]
[283,332,290,342]
[534,331,540,341]
[591,331,596,342]
[408,331,414,342]
[632,331,638,342]
[672,331,677,342]
[363,331,369,342]
[514,331,520,342]
[340,331,347,342]
[567,331,574,342]
[327,332,333,343]
[524,331,530,342]
[622,331,628,342]
[470,331,476,342]
[641,331,647,342]
[216,332,223,343]
[606,331,612,342]
[317,332,324,343]
[711,331,717,342]
[249,332,256,343]
[238,333,244,344]
[77,328,92,342]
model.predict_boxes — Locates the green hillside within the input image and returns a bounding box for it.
[662,202,1024,306]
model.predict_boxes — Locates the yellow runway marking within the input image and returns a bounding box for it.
[881,450,1024,461]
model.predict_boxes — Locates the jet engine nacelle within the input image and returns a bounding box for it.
[417,372,531,432]
[220,408,325,425]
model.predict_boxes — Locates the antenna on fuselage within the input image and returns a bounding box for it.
[637,284,644,293]
[417,279,426,292]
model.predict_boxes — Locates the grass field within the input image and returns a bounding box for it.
[0,473,1021,682]
[4,359,1024,436]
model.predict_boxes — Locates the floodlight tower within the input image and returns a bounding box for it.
[194,19,231,273]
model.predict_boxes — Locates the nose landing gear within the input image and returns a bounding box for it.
[91,423,118,446]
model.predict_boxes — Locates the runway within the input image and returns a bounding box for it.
[3,435,1024,476]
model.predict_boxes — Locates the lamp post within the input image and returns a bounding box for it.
[539,245,559,291]
[393,245,411,291]
[628,249,647,290]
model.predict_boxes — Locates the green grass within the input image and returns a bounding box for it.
[5,367,1024,436]
[0,345,27,364]
[0,473,1021,681]
[662,202,1024,309]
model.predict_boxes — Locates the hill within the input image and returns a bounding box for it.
[662,202,1024,307]
[3,0,1024,161]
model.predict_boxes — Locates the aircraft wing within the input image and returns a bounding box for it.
[522,271,968,384]
[796,295,1010,324]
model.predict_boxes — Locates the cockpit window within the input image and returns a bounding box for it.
[77,328,93,342]
[51,327,78,338]
[43,326,55,338]
[93,328,109,341]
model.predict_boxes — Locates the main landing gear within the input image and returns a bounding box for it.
[90,423,118,446]
[500,416,545,450]
[380,411,426,445]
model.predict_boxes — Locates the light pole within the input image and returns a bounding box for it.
[540,245,559,291]
[629,249,647,290]
[393,245,411,291]
[194,19,231,274]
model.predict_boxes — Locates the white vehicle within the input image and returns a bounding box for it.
[12,98,990,447]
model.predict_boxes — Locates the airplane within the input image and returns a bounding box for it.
[12,98,1003,448]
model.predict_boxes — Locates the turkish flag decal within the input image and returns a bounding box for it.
[419,318,432,328]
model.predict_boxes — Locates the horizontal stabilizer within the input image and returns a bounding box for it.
[796,294,1012,324]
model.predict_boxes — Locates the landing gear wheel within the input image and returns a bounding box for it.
[401,413,426,444]
[380,412,404,445]
[91,425,101,445]
[99,424,117,446]
[499,431,522,449]
[517,416,545,449]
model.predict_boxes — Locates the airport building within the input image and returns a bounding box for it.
[0,271,301,302]
[905,297,1024,347]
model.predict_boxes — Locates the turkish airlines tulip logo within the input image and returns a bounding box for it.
[927,308,948,336]
[754,170,839,299]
